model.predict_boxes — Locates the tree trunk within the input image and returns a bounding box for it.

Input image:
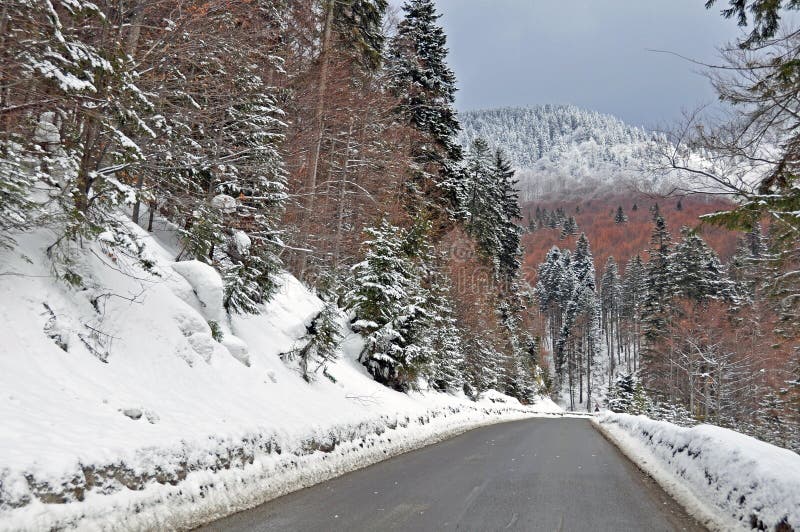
[298,0,335,277]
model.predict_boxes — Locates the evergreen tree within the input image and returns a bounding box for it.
[462,138,503,263]
[493,148,523,282]
[286,302,342,382]
[333,0,389,70]
[614,206,628,224]
[460,140,522,282]
[672,227,736,304]
[560,215,578,239]
[641,215,675,388]
[601,256,622,381]
[387,0,462,215]
[621,254,647,371]
[346,220,431,390]
[0,147,35,249]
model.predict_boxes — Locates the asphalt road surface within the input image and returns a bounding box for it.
[200,418,703,532]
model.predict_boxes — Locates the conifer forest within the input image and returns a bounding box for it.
[1,1,800,530]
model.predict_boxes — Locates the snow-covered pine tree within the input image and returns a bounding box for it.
[156,38,287,313]
[601,256,622,383]
[641,215,675,390]
[614,205,628,224]
[559,216,578,239]
[536,247,569,379]
[671,227,736,304]
[387,0,463,217]
[621,254,646,372]
[425,272,465,392]
[572,233,601,410]
[3,1,154,278]
[0,145,35,249]
[345,220,431,390]
[493,148,523,283]
[461,138,504,269]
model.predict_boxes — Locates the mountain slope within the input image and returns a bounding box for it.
[459,105,667,200]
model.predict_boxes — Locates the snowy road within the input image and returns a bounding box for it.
[200,418,703,531]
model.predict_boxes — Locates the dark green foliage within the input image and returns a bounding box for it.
[705,0,800,47]
[345,220,431,390]
[387,0,463,213]
[614,206,627,224]
[333,0,389,70]
[559,216,578,239]
[208,321,224,342]
[460,139,522,282]
[289,302,342,383]
[672,227,736,303]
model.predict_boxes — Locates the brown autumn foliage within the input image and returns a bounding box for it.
[520,192,738,283]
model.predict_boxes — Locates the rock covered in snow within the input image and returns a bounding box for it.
[222,334,250,366]
[171,260,224,322]
[211,194,238,214]
[122,408,143,420]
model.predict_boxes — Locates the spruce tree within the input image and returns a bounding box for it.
[614,206,628,224]
[672,227,736,304]
[621,254,647,371]
[641,215,675,388]
[560,216,578,239]
[494,148,523,283]
[345,220,431,390]
[387,0,462,215]
[601,256,622,381]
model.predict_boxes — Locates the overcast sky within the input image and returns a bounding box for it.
[405,1,747,128]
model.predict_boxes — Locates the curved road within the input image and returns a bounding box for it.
[201,418,703,531]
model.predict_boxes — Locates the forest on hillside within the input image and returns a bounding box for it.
[459,105,670,201]
[0,0,798,451]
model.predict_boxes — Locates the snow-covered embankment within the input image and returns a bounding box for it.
[0,225,560,531]
[594,413,800,531]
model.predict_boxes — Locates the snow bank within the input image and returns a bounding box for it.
[594,413,800,531]
[0,224,560,531]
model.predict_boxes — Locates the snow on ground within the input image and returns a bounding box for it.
[594,413,800,531]
[0,222,561,531]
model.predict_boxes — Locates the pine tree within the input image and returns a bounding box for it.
[601,256,622,382]
[493,148,523,283]
[0,146,35,249]
[424,262,465,392]
[641,215,675,390]
[387,0,463,216]
[460,140,522,282]
[672,227,736,304]
[621,254,646,372]
[345,220,430,390]
[560,216,578,239]
[286,302,343,382]
[614,206,628,224]
[462,138,503,263]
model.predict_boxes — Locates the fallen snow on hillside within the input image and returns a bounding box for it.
[594,413,800,531]
[0,223,560,531]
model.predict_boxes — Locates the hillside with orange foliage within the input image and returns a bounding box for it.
[520,193,740,283]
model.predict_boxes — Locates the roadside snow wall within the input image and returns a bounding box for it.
[595,413,800,531]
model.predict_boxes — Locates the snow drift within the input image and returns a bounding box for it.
[595,413,800,531]
[0,223,559,531]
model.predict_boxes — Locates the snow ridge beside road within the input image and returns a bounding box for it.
[594,413,800,532]
[0,225,561,531]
